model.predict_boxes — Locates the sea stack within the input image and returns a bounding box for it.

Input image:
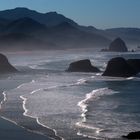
[66,59,100,72]
[127,59,140,73]
[109,37,128,52]
[122,131,140,139]
[102,57,137,77]
[0,53,18,73]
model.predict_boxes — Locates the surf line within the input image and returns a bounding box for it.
[19,87,43,116]
[76,87,117,137]
[20,91,64,140]
[0,91,7,109]
[17,79,36,89]
[0,80,33,109]
[30,88,42,94]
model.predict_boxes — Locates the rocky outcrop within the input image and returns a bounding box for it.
[101,37,128,52]
[127,59,140,73]
[0,53,18,73]
[109,37,128,52]
[122,131,140,139]
[102,57,137,77]
[66,59,100,72]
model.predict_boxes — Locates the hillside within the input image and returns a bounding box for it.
[0,7,139,50]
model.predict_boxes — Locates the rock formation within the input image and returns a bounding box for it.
[102,57,137,77]
[127,59,140,73]
[109,37,128,52]
[122,131,140,139]
[0,53,18,73]
[101,38,128,52]
[66,59,100,72]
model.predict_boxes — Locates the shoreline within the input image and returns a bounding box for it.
[0,116,50,140]
[0,75,60,140]
[19,95,62,140]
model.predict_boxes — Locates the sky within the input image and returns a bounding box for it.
[0,0,139,29]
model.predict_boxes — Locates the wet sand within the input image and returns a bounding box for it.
[0,117,50,140]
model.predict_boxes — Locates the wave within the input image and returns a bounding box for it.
[28,65,39,69]
[77,88,114,123]
[126,76,140,81]
[0,91,7,109]
[20,96,28,116]
[16,80,35,89]
[36,118,64,140]
[91,75,137,82]
[75,78,87,85]
[16,76,90,140]
[77,87,118,139]
[78,88,117,119]
[0,79,62,140]
[30,89,42,95]
[77,131,102,139]
[76,122,103,132]
[43,78,88,91]
[0,75,122,140]
[20,94,64,140]
[126,77,135,80]
[96,73,102,76]
[0,79,35,109]
[17,83,26,89]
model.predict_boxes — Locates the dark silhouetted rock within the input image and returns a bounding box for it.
[102,57,137,77]
[127,59,140,73]
[131,49,135,52]
[109,37,128,52]
[0,53,18,73]
[122,131,140,139]
[66,59,100,72]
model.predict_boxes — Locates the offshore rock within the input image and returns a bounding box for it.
[0,53,18,73]
[122,131,140,139]
[102,57,137,77]
[66,59,100,72]
[109,37,128,52]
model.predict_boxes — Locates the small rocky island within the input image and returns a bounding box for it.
[101,37,128,52]
[0,53,18,73]
[66,59,100,72]
[102,57,140,77]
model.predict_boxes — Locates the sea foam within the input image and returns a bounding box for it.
[77,87,118,138]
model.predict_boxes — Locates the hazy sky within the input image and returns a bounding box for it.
[0,0,139,29]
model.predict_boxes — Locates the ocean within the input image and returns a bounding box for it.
[0,49,140,140]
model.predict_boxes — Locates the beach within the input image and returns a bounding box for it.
[0,72,58,140]
[0,117,49,140]
[0,50,140,140]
